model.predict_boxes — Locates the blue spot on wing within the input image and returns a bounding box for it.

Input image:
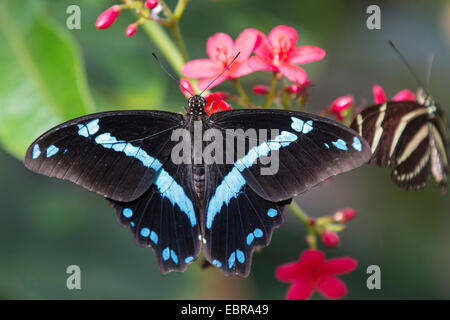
[291,117,313,134]
[140,227,150,237]
[77,119,99,137]
[184,256,194,264]
[122,208,133,218]
[46,145,59,158]
[32,144,41,159]
[150,231,158,245]
[352,137,362,151]
[332,139,348,151]
[267,208,278,218]
[212,259,222,268]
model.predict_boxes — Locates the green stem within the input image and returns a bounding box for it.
[289,201,317,249]
[168,21,189,61]
[231,78,251,107]
[263,72,277,108]
[174,0,191,20]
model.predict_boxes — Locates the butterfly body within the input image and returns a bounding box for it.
[351,90,448,192]
[25,95,371,276]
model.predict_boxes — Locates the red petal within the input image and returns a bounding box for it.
[96,5,121,29]
[278,63,308,84]
[372,85,387,103]
[393,89,416,101]
[298,249,326,269]
[286,279,314,300]
[289,46,326,64]
[248,56,275,71]
[268,25,297,53]
[321,257,357,275]
[207,33,235,62]
[317,275,348,299]
[179,78,195,98]
[182,59,223,79]
[276,261,305,282]
[330,95,354,113]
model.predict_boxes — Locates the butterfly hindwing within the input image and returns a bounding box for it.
[208,109,372,202]
[25,111,184,202]
[203,161,288,277]
[107,160,202,274]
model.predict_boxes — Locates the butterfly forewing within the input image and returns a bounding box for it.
[25,111,184,202]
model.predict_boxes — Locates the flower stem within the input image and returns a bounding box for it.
[231,78,251,107]
[263,72,277,108]
[289,201,317,249]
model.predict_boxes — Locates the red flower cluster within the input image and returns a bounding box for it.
[182,25,326,90]
[95,1,161,37]
[276,249,357,300]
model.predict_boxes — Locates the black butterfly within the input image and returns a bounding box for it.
[25,95,371,276]
[350,89,448,193]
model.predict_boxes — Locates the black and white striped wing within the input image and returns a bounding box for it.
[351,101,448,192]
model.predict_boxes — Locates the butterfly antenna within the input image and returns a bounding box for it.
[151,52,195,97]
[388,40,430,96]
[199,52,241,96]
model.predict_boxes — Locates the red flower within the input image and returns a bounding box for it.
[204,92,232,115]
[252,85,270,95]
[248,25,326,85]
[96,5,121,29]
[182,29,260,91]
[333,208,356,223]
[372,85,416,104]
[145,0,159,10]
[321,231,340,247]
[276,249,357,300]
[328,95,354,121]
[125,24,137,37]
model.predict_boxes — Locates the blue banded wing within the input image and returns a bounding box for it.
[203,160,289,277]
[24,111,184,202]
[208,109,372,202]
[202,109,370,276]
[107,160,202,274]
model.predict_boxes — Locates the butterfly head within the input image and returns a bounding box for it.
[188,95,207,116]
[417,88,438,117]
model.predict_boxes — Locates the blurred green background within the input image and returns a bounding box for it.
[0,0,449,299]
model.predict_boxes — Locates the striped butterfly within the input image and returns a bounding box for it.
[350,88,448,192]
[25,94,371,277]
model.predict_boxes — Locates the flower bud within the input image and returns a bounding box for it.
[372,85,387,104]
[96,5,121,29]
[145,0,159,10]
[179,78,195,98]
[252,85,269,95]
[125,24,138,37]
[321,231,340,247]
[333,208,356,223]
[286,84,301,94]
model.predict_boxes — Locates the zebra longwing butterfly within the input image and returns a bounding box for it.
[25,95,371,276]
[350,89,448,193]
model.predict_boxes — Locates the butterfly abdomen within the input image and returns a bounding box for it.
[193,164,206,200]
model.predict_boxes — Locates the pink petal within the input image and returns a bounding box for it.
[392,89,416,101]
[289,46,326,65]
[248,56,275,71]
[317,275,348,299]
[330,95,354,113]
[286,279,314,300]
[228,61,254,78]
[234,29,261,60]
[197,73,228,91]
[268,25,297,52]
[253,31,273,58]
[278,63,308,84]
[179,78,195,98]
[207,33,235,62]
[321,258,358,275]
[372,85,387,103]
[182,59,223,79]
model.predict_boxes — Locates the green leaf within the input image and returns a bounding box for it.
[0,1,94,160]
